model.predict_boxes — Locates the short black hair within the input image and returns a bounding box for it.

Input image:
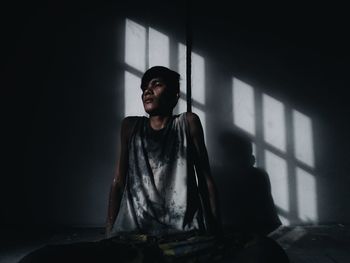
[141,66,180,92]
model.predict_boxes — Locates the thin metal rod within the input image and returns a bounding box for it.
[185,0,192,113]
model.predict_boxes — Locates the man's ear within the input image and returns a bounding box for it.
[250,155,256,166]
[171,92,180,109]
[174,92,180,104]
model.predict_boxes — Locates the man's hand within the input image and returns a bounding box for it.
[105,222,113,239]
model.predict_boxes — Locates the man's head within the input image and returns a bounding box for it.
[140,66,180,115]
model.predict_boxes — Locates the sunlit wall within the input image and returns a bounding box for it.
[232,78,317,225]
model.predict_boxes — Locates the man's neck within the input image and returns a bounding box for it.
[149,114,172,130]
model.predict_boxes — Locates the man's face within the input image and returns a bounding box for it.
[141,77,174,115]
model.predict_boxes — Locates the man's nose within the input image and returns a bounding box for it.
[144,84,154,94]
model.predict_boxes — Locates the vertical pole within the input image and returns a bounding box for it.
[186,0,192,112]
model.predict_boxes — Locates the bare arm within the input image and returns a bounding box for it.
[186,112,222,235]
[106,117,134,237]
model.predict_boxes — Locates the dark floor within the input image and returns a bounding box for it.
[270,225,350,263]
[1,225,349,263]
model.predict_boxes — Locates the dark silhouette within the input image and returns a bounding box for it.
[217,130,281,236]
[215,130,289,262]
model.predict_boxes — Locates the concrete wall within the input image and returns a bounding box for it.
[3,1,349,228]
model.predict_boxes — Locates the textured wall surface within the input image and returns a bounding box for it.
[3,1,349,228]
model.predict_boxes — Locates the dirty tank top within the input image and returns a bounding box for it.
[111,113,206,236]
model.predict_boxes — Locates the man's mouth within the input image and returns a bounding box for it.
[144,97,153,103]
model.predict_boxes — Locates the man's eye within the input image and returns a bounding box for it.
[155,81,164,86]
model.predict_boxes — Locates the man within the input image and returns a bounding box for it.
[106,66,221,238]
[104,66,289,263]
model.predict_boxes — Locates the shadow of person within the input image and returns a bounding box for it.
[216,130,282,236]
[215,130,290,262]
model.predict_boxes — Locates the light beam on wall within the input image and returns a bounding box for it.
[124,71,145,116]
[175,43,187,115]
[265,150,289,212]
[125,19,146,72]
[263,94,286,152]
[296,167,317,222]
[148,27,170,68]
[233,78,256,135]
[191,52,206,140]
[191,53,205,105]
[177,43,187,95]
[293,110,315,168]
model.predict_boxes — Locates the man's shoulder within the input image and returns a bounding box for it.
[182,112,202,130]
[123,116,143,123]
[181,112,200,124]
[178,112,203,139]
[121,116,144,134]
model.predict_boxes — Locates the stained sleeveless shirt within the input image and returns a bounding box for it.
[111,113,206,236]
